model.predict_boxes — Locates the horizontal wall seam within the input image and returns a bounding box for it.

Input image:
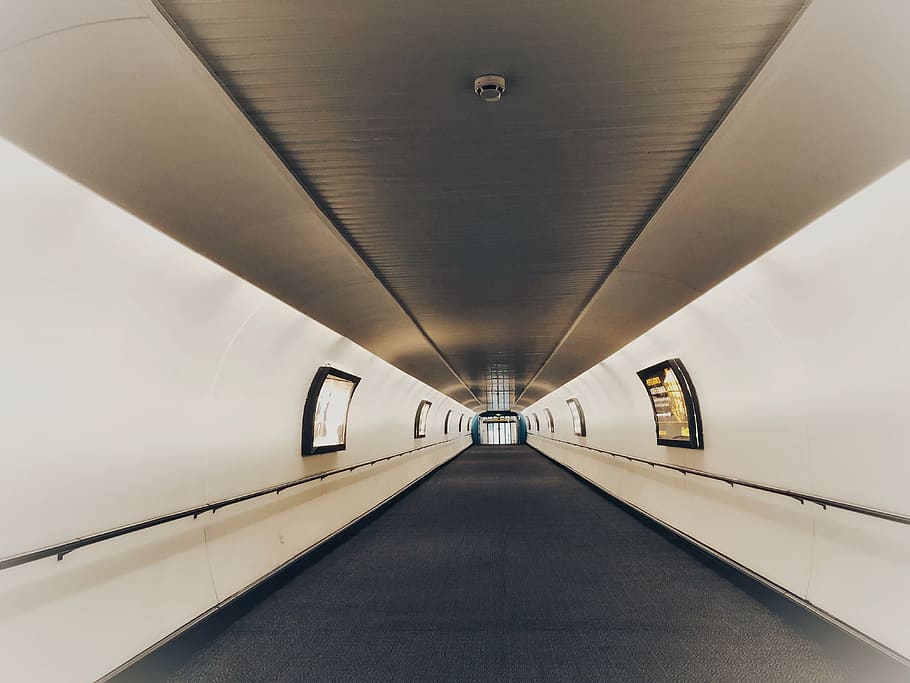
[0,436,472,571]
[527,435,910,525]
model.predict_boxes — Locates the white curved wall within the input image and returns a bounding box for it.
[0,138,472,682]
[526,160,910,659]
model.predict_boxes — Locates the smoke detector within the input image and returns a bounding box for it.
[474,74,506,103]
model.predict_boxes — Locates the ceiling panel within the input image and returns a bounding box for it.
[157,0,804,407]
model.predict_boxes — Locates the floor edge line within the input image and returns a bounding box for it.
[526,442,910,670]
[99,445,469,682]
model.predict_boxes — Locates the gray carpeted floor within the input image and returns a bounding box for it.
[127,445,907,682]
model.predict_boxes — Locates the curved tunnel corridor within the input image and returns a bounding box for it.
[3,1,910,680]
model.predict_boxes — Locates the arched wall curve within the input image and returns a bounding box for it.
[526,160,910,660]
[0,138,473,681]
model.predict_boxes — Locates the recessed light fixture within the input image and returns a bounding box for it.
[474,74,506,103]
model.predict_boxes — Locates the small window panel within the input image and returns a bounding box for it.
[414,400,432,438]
[532,413,540,431]
[566,398,586,437]
[302,366,361,456]
[444,409,453,434]
[543,408,554,433]
[458,414,464,432]
[637,358,704,449]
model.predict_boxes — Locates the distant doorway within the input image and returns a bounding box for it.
[479,416,518,445]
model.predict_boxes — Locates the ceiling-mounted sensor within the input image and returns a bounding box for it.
[474,74,506,102]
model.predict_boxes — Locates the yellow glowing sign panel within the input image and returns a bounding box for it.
[637,359,703,449]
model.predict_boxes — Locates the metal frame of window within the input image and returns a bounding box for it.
[301,366,362,456]
[414,400,432,438]
[566,397,587,437]
[637,358,704,449]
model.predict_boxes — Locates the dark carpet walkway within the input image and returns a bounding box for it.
[128,446,907,682]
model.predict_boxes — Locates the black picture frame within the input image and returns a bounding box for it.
[543,408,554,433]
[637,358,704,449]
[566,398,586,437]
[301,366,362,456]
[414,400,432,438]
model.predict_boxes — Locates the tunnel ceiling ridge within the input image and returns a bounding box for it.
[152,0,809,409]
[0,1,815,412]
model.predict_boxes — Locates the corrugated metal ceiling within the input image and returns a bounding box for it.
[156,0,805,407]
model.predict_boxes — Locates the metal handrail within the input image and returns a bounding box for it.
[0,437,469,571]
[530,435,910,526]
